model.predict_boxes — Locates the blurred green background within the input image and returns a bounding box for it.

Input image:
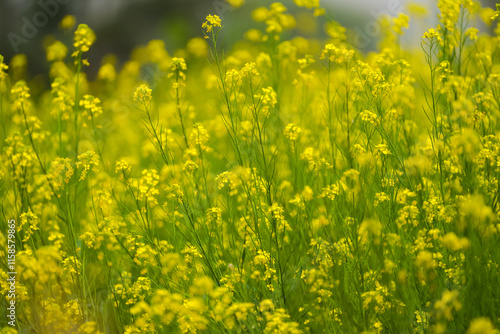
[0,0,497,80]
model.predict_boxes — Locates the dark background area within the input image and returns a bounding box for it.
[0,0,225,78]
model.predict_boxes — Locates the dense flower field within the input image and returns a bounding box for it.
[1,0,500,333]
